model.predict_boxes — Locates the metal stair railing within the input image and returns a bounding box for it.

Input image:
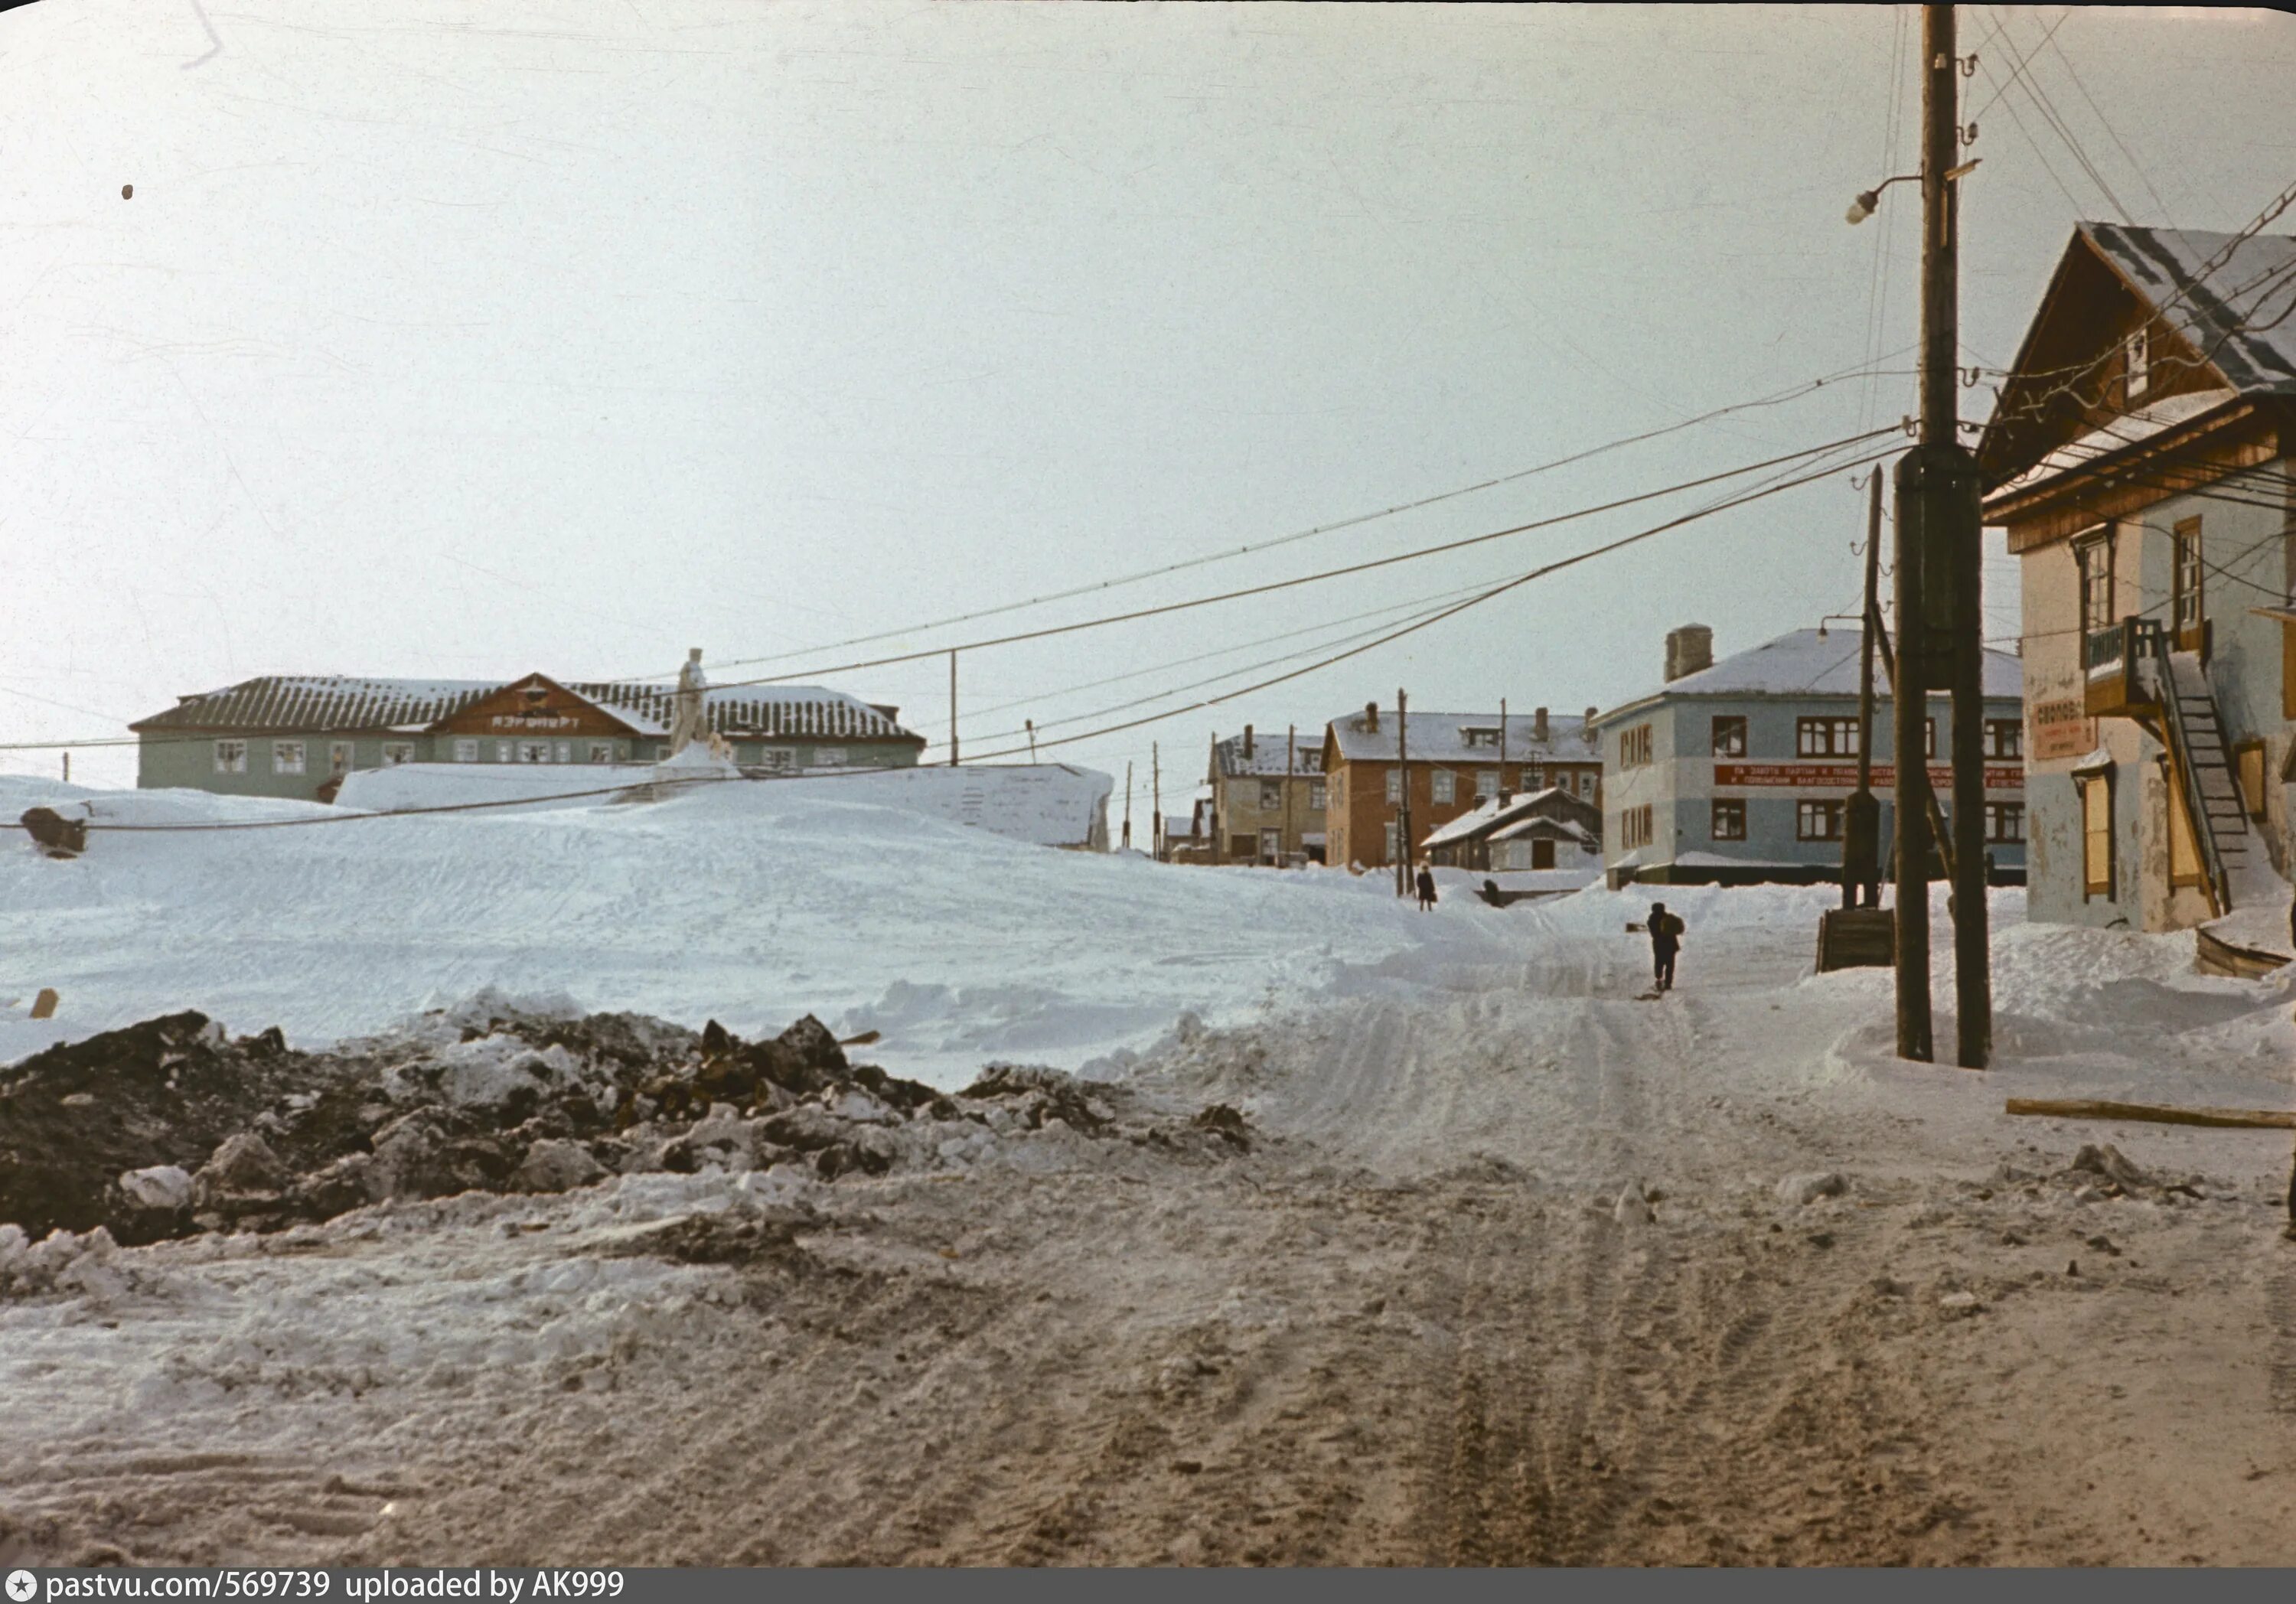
[2132,618,2232,915]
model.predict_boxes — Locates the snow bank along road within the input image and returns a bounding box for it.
[5,780,2296,1564]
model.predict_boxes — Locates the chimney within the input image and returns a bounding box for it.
[1244,724,1254,758]
[1533,706,1549,744]
[1584,706,1597,729]
[1364,701,1379,733]
[1664,624,1714,683]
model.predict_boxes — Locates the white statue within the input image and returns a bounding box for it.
[669,647,709,755]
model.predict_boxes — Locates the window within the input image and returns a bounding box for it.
[1579,773,1593,798]
[1309,781,1327,810]
[757,748,794,772]
[1796,799,1844,841]
[497,741,515,762]
[2080,771,2115,898]
[2123,326,2150,403]
[1432,770,1456,805]
[1383,820,1401,859]
[383,742,415,766]
[1619,724,1652,768]
[1259,828,1280,863]
[655,744,671,761]
[1476,770,1499,800]
[214,738,247,774]
[1462,727,1499,748]
[2173,517,2203,644]
[1259,780,1282,810]
[454,738,478,762]
[1984,719,2021,761]
[1711,799,1746,841]
[1385,770,1403,805]
[1797,718,1859,758]
[2238,741,2268,821]
[1521,764,1542,791]
[518,741,552,764]
[589,742,615,764]
[1925,719,1936,759]
[2077,530,2117,667]
[816,748,846,768]
[1711,716,1746,757]
[1985,802,2025,844]
[272,740,305,775]
[1619,804,1655,852]
[556,742,572,764]
[329,742,353,774]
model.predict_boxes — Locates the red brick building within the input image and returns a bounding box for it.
[1320,703,1602,871]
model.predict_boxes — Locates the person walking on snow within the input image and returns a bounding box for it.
[1414,862,1439,911]
[1648,901,1684,992]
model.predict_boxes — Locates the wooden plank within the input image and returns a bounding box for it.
[2004,1097,2296,1131]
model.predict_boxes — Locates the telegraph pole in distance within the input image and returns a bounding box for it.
[948,650,960,768]
[1124,761,1133,852]
[1152,742,1161,860]
[1844,471,1884,911]
[1394,688,1411,897]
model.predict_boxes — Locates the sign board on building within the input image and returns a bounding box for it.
[1712,763,2023,791]
[2027,696,2092,762]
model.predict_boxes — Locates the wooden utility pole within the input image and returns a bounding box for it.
[1890,2,1989,1067]
[1844,471,1884,909]
[1123,761,1133,851]
[1499,698,1509,800]
[1285,725,1297,867]
[1026,719,1037,761]
[1152,742,1161,860]
[1394,687,1412,896]
[948,650,960,767]
[62,752,70,784]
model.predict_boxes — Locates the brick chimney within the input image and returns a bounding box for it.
[1363,701,1379,733]
[1244,724,1254,758]
[1533,706,1548,743]
[1584,706,1597,729]
[1664,624,1714,683]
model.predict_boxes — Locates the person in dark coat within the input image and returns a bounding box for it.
[1415,862,1439,911]
[1648,901,1684,991]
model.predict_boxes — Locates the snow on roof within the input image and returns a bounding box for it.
[1418,785,1598,850]
[1489,815,1596,848]
[134,674,923,743]
[2082,223,2296,396]
[1212,732,1324,778]
[1992,386,2239,499]
[1328,709,1599,767]
[1600,628,2020,722]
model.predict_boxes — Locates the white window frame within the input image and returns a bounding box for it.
[556,742,572,763]
[1476,769,1499,800]
[2123,326,2150,403]
[1308,781,1327,810]
[454,738,479,762]
[588,742,615,763]
[272,740,305,775]
[1431,770,1455,805]
[1383,820,1401,859]
[1384,770,1402,805]
[214,738,248,774]
[758,748,794,772]
[1258,780,1282,810]
[497,741,515,763]
[382,742,415,766]
[518,740,552,764]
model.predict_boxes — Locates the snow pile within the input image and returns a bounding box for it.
[1,775,1521,1084]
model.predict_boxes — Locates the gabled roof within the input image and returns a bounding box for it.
[1326,709,1600,767]
[133,674,924,744]
[1212,732,1324,779]
[2082,223,2296,396]
[1593,629,2021,727]
[1419,784,1601,850]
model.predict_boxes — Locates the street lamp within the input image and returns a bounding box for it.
[1847,161,1980,224]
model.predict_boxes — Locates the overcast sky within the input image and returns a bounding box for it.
[5,2,2294,800]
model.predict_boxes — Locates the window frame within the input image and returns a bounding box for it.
[1308,780,1327,811]
[1258,779,1283,811]
[1795,798,1844,842]
[1476,769,1499,800]
[2079,769,2115,899]
[1710,716,1747,758]
[589,742,615,764]
[1711,798,1746,841]
[1431,769,1456,806]
[1795,717,1860,758]
[1384,769,1403,806]
[1985,801,2025,844]
[1983,719,2022,761]
[272,740,306,776]
[214,738,248,774]
[382,742,416,767]
[2076,528,2117,649]
[2123,325,2150,404]
[2173,515,2204,649]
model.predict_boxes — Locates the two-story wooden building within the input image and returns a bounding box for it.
[1320,703,1602,872]
[1205,725,1326,865]
[1980,222,2296,937]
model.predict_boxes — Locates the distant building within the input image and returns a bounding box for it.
[1321,704,1602,871]
[1420,786,1603,874]
[1590,624,2025,887]
[129,670,925,801]
[1206,725,1326,865]
[1980,221,2296,936]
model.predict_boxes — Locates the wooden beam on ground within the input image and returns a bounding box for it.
[2005,1097,2296,1131]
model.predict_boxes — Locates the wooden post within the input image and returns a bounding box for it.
[1026,719,1037,761]
[948,650,959,767]
[1152,742,1161,859]
[1395,687,1411,896]
[1285,725,1296,866]
[1844,471,1885,908]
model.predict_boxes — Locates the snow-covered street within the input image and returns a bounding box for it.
[5,782,2296,1564]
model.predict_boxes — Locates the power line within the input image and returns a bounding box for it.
[609,359,1916,686]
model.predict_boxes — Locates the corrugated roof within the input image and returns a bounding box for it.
[1327,709,1601,767]
[1212,732,1325,779]
[134,674,923,743]
[2081,223,2296,396]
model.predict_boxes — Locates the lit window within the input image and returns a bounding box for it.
[272,741,305,775]
[214,739,247,774]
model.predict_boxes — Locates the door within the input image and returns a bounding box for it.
[1259,827,1281,865]
[2173,517,2203,653]
[1531,838,1556,869]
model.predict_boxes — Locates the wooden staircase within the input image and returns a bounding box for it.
[2141,630,2249,916]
